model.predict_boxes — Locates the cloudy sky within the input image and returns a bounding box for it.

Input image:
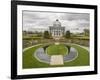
[23,11,90,33]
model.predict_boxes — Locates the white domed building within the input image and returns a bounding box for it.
[49,19,65,39]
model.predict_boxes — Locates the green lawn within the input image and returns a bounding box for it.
[46,44,68,56]
[72,36,89,40]
[23,43,89,69]
[23,44,49,69]
[64,44,89,66]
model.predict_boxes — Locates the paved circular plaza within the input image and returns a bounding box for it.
[34,45,78,65]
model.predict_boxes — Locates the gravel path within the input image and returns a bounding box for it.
[63,47,78,62]
[34,47,78,64]
[34,48,50,64]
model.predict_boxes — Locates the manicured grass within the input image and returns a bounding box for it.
[23,44,49,69]
[23,36,42,40]
[46,44,68,56]
[72,36,89,40]
[64,44,89,66]
[23,43,89,69]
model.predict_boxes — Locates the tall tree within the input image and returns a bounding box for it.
[44,31,50,39]
[84,29,89,36]
[65,30,71,38]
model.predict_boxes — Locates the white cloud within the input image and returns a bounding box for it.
[23,11,90,33]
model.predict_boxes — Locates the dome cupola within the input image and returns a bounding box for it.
[53,19,61,27]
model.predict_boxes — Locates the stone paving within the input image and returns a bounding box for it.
[50,55,64,65]
[34,48,50,64]
[34,46,78,65]
[63,47,78,62]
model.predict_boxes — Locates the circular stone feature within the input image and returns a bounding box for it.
[46,44,68,56]
[50,55,64,65]
[55,42,60,45]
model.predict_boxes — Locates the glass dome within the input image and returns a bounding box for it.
[53,19,61,27]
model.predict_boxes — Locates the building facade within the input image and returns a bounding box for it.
[49,19,65,39]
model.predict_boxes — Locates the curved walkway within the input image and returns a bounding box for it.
[63,47,78,62]
[34,46,78,64]
[23,44,42,52]
[34,48,50,64]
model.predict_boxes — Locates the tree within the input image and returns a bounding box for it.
[84,29,89,36]
[43,31,50,39]
[65,30,71,38]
